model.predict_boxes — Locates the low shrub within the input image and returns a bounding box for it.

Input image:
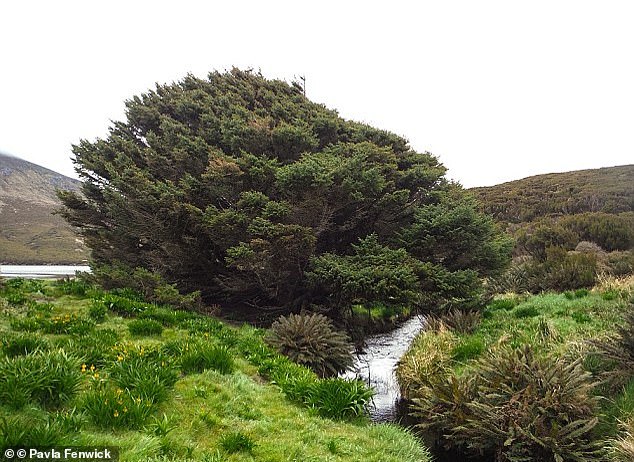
[267,312,354,378]
[411,345,602,461]
[128,319,164,336]
[0,350,82,409]
[305,378,373,420]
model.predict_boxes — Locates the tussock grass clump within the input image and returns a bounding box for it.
[82,383,155,429]
[267,312,353,378]
[396,328,456,399]
[412,345,603,461]
[98,293,148,317]
[610,419,634,462]
[127,318,164,336]
[451,336,485,362]
[305,378,373,419]
[219,431,256,454]
[1,332,49,357]
[0,350,82,409]
[108,348,179,404]
[59,328,119,367]
[180,342,234,375]
[0,414,75,449]
[440,309,481,334]
[591,303,634,388]
[55,277,93,296]
[11,313,95,335]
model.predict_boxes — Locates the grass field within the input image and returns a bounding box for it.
[0,278,430,462]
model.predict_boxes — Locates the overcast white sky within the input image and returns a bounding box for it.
[1,1,632,187]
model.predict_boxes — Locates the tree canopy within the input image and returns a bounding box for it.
[59,69,511,314]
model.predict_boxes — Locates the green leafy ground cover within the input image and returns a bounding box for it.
[0,278,430,462]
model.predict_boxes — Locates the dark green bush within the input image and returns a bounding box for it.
[267,312,354,378]
[572,311,592,324]
[602,290,619,301]
[128,319,164,336]
[575,288,590,298]
[412,345,602,461]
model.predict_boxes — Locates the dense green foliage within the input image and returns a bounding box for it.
[59,69,510,314]
[0,278,430,461]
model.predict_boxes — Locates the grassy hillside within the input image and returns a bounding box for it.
[470,164,634,224]
[0,153,88,264]
[0,278,430,462]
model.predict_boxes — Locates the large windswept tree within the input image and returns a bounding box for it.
[59,69,511,313]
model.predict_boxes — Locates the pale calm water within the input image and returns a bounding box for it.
[0,265,91,278]
[342,315,425,422]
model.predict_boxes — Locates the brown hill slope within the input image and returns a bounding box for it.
[0,153,88,264]
[470,165,634,224]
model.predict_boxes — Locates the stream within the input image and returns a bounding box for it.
[342,315,425,422]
